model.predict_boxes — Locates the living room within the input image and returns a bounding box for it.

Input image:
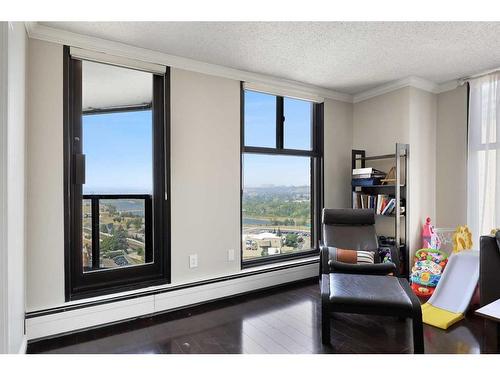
[2,0,500,371]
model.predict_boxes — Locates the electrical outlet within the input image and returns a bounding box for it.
[228,249,235,262]
[189,254,198,268]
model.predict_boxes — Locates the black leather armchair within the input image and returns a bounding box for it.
[319,208,423,353]
[480,232,500,307]
[320,208,399,276]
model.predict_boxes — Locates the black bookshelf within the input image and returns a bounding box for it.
[351,143,409,277]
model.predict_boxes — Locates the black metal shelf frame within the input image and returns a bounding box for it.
[351,143,409,277]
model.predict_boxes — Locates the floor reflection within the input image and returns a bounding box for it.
[424,322,481,354]
[27,281,491,354]
[242,300,316,354]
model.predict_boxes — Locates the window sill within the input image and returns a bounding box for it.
[241,249,319,269]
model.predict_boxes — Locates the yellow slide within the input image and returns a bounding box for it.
[420,251,479,330]
[421,303,464,330]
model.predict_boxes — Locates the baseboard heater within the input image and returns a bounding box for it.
[26,258,318,342]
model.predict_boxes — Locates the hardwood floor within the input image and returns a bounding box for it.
[27,279,493,354]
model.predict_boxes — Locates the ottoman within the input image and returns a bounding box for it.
[321,273,424,353]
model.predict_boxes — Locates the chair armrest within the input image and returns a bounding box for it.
[328,260,396,276]
[320,242,334,275]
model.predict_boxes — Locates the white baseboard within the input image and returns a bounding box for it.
[26,262,317,341]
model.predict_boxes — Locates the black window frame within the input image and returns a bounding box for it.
[240,84,324,268]
[63,46,171,300]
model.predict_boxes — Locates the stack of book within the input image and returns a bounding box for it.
[351,167,387,187]
[352,192,405,216]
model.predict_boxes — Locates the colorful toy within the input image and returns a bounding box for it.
[410,248,449,298]
[412,283,435,298]
[452,225,473,253]
[422,217,441,249]
[378,247,393,263]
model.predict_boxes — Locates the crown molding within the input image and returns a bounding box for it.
[435,79,460,93]
[353,76,441,103]
[24,22,467,104]
[352,75,465,103]
[25,22,353,103]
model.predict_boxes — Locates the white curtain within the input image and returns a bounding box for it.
[468,72,500,248]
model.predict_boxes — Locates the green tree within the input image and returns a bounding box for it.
[131,217,143,229]
[101,225,128,254]
[285,233,299,248]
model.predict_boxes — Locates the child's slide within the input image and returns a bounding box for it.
[421,250,479,330]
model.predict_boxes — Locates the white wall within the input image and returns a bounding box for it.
[353,87,438,261]
[0,22,28,354]
[170,68,241,283]
[353,85,472,261]
[408,87,437,256]
[0,21,8,355]
[436,86,468,227]
[324,98,353,209]
[353,88,410,155]
[353,88,411,241]
[7,22,28,354]
[26,39,65,310]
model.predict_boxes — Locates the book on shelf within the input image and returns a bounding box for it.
[352,192,405,216]
[351,178,383,187]
[376,194,389,214]
[352,173,386,179]
[381,198,396,215]
[352,167,387,186]
[352,167,386,176]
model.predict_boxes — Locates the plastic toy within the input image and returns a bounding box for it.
[410,248,449,298]
[422,217,441,249]
[452,225,473,253]
[378,247,393,263]
[421,251,479,329]
[411,283,435,298]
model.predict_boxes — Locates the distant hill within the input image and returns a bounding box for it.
[244,185,310,197]
[242,185,311,223]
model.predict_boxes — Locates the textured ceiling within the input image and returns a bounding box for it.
[42,22,500,94]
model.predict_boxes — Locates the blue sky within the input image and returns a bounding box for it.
[244,91,312,187]
[83,111,152,194]
[243,154,310,187]
[82,91,312,194]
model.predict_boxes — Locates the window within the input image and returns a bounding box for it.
[468,75,500,246]
[241,88,323,266]
[284,97,312,150]
[64,48,170,299]
[244,90,276,148]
